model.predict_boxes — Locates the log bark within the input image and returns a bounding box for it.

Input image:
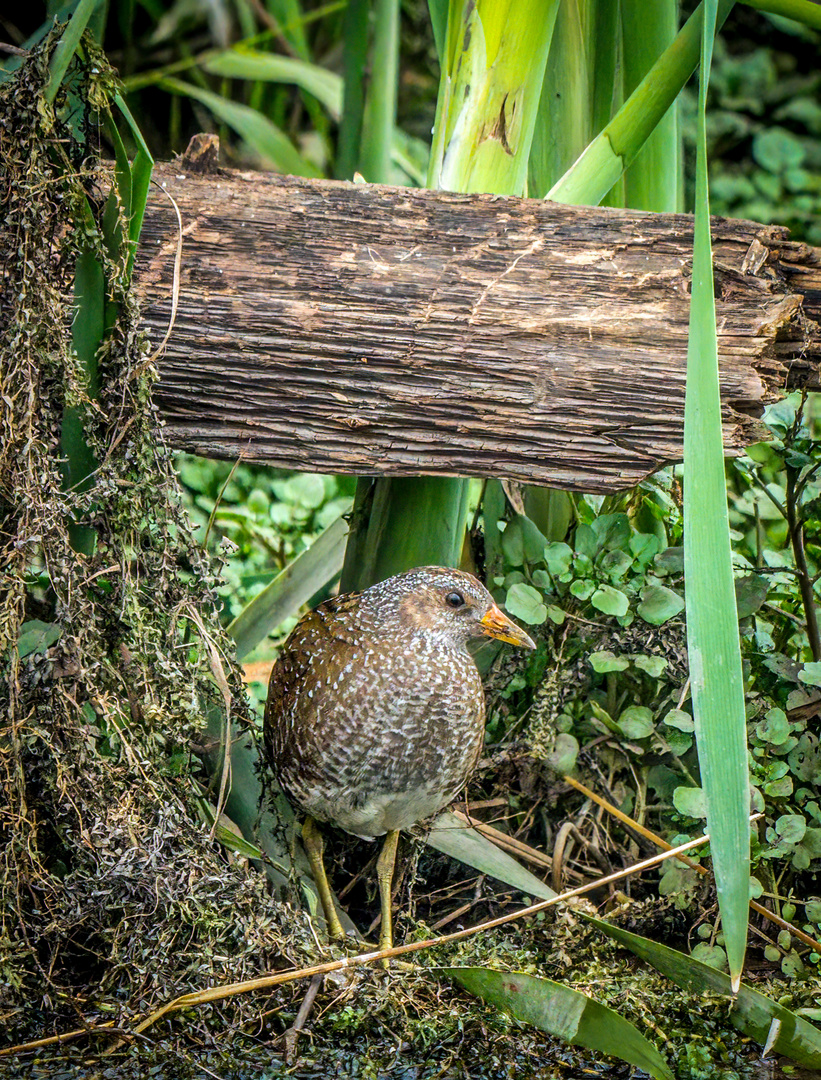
[136,162,821,492]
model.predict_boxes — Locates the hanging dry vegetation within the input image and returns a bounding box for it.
[0,35,318,1053]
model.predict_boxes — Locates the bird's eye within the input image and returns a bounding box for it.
[445,591,465,608]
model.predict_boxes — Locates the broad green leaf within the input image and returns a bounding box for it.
[755,707,790,745]
[590,513,631,551]
[632,654,667,678]
[775,814,806,844]
[663,709,695,732]
[690,943,728,971]
[203,50,343,119]
[591,585,629,617]
[734,574,769,619]
[798,662,821,687]
[752,126,806,172]
[547,732,579,774]
[446,968,673,1080]
[502,515,548,568]
[654,547,684,576]
[637,585,684,625]
[159,77,321,178]
[544,541,573,576]
[228,516,348,660]
[588,918,821,1069]
[427,810,555,900]
[504,583,548,626]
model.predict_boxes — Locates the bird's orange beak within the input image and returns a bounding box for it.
[479,604,537,650]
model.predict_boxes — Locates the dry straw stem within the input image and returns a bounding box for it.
[0,827,744,1059]
[563,775,821,954]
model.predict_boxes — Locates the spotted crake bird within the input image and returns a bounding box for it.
[264,566,536,956]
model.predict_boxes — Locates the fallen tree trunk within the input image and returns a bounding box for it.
[136,161,821,491]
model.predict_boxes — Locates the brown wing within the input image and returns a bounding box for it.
[263,591,364,773]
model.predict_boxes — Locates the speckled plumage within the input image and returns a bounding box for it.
[265,566,534,840]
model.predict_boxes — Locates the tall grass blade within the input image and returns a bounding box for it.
[426,0,448,60]
[621,0,678,213]
[336,0,369,179]
[741,0,821,28]
[44,0,101,103]
[684,0,749,987]
[429,0,560,194]
[203,50,343,119]
[427,810,555,900]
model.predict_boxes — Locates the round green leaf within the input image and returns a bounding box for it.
[755,708,790,746]
[632,654,667,678]
[504,583,547,625]
[618,706,654,740]
[591,585,629,617]
[752,127,807,173]
[673,785,707,819]
[637,584,684,625]
[544,541,573,576]
[798,662,821,687]
[547,733,579,775]
[775,814,807,845]
[690,943,728,972]
[663,709,694,732]
[570,579,595,601]
[734,574,769,619]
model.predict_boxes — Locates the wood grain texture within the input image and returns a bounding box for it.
[136,163,821,491]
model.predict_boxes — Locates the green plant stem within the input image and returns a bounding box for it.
[359,0,400,183]
[340,478,469,591]
[547,0,734,207]
[336,0,369,179]
[784,465,821,662]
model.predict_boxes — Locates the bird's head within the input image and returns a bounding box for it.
[363,566,536,651]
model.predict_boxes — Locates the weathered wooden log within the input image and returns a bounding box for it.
[136,160,821,492]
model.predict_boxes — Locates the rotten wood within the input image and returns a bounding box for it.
[136,162,821,491]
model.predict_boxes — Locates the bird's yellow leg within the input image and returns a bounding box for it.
[376,829,400,966]
[302,816,345,943]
